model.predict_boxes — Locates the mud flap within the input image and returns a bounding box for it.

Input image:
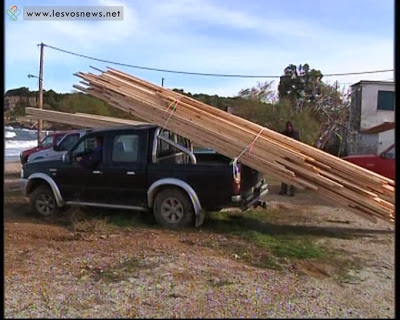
[195,209,206,227]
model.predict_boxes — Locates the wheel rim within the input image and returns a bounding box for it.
[36,193,56,216]
[161,197,184,224]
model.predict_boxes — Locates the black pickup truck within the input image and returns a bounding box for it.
[21,124,268,228]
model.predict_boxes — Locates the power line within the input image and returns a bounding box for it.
[43,43,393,79]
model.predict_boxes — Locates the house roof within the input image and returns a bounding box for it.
[361,122,395,134]
[351,80,394,87]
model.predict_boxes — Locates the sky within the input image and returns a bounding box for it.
[5,0,394,97]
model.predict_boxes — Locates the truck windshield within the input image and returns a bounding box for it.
[40,135,53,147]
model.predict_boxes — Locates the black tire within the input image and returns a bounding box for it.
[153,188,195,229]
[30,185,59,217]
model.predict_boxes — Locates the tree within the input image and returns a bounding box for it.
[238,81,276,103]
[278,63,323,108]
[5,87,34,97]
[8,101,27,117]
[313,82,351,156]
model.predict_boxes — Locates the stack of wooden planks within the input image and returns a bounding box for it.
[25,107,147,128]
[73,67,395,224]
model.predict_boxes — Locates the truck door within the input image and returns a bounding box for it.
[100,131,148,207]
[54,134,103,202]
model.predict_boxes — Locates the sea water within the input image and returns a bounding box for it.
[4,126,52,162]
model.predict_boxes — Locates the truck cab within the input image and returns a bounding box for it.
[21,125,268,228]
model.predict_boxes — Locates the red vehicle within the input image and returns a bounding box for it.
[342,144,395,180]
[20,132,67,164]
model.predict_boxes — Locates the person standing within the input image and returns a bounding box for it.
[279,121,300,196]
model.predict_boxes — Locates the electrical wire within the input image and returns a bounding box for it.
[42,43,394,79]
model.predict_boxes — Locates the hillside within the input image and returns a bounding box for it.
[4,86,343,154]
[4,88,145,130]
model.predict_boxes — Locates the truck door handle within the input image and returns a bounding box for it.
[92,170,102,174]
[49,168,57,172]
[126,171,136,175]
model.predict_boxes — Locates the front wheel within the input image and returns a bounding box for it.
[30,185,59,217]
[153,188,195,229]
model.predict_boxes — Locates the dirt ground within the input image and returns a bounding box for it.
[4,182,395,318]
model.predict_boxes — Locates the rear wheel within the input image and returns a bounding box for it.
[30,185,59,217]
[153,188,194,229]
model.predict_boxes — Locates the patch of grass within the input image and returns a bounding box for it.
[203,209,326,264]
[329,254,364,285]
[261,255,283,270]
[336,272,362,285]
[106,213,154,228]
[269,237,324,259]
[68,208,115,233]
[66,207,157,232]
[244,231,325,260]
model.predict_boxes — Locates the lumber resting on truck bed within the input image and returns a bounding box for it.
[73,67,395,224]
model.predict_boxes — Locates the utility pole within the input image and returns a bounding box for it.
[161,77,164,87]
[37,42,44,143]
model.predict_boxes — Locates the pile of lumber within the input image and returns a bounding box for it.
[25,107,147,128]
[73,67,395,224]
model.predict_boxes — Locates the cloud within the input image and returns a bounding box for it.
[6,0,139,64]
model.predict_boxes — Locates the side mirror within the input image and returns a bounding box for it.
[62,153,70,163]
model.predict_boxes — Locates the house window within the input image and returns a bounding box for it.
[377,91,394,111]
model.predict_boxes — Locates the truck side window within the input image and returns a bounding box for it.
[159,130,171,153]
[156,130,191,164]
[71,136,96,157]
[112,134,139,162]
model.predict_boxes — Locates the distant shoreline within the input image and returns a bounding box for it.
[5,118,73,131]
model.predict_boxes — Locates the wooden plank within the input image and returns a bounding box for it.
[73,68,395,224]
[104,85,396,212]
[25,107,147,127]
[105,67,395,186]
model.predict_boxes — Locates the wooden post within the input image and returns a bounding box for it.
[37,42,44,144]
[161,77,164,87]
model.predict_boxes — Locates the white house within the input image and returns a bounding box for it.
[347,80,395,155]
